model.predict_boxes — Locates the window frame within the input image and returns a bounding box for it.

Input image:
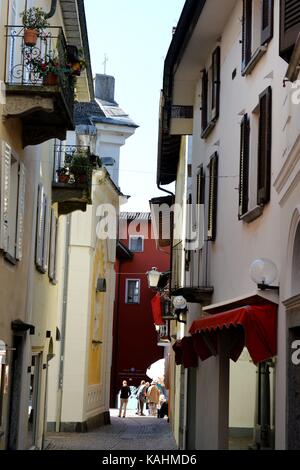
[242,0,274,76]
[0,141,26,265]
[238,86,272,223]
[125,279,141,304]
[201,46,221,139]
[35,184,49,274]
[129,235,144,253]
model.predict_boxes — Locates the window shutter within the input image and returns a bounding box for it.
[207,153,218,242]
[196,165,205,205]
[201,69,208,133]
[15,162,26,260]
[42,196,49,272]
[0,141,11,252]
[242,0,252,69]
[239,114,250,219]
[48,209,58,281]
[257,86,272,206]
[280,0,300,62]
[35,184,44,269]
[261,0,274,45]
[211,47,221,121]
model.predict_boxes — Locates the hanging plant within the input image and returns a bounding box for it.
[21,7,50,46]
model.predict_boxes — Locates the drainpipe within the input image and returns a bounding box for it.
[45,0,58,19]
[56,214,72,432]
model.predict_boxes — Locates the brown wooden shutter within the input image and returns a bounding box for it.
[201,69,208,133]
[261,0,274,45]
[207,153,218,242]
[257,86,272,206]
[280,0,300,62]
[211,47,220,121]
[242,0,252,69]
[239,114,250,219]
[196,165,205,205]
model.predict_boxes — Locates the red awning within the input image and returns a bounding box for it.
[151,293,165,326]
[189,304,277,364]
[172,336,198,368]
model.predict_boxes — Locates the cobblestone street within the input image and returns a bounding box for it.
[44,409,177,451]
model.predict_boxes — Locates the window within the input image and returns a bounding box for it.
[242,0,274,75]
[126,279,141,304]
[239,86,272,222]
[280,0,300,62]
[48,209,58,283]
[35,184,49,273]
[207,153,218,241]
[129,236,144,252]
[192,165,205,250]
[0,141,26,262]
[201,47,221,138]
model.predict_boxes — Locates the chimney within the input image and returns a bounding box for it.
[95,74,115,102]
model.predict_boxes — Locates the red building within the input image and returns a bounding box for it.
[110,212,170,406]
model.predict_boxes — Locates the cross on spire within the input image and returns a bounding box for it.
[102,54,108,75]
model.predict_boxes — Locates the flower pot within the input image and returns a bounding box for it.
[24,28,38,47]
[58,174,70,184]
[43,72,58,86]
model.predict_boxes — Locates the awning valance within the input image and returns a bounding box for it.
[189,304,277,364]
[172,336,198,368]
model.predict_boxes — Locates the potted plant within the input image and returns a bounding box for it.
[56,167,70,184]
[28,51,69,85]
[69,151,93,184]
[69,48,87,77]
[21,7,50,46]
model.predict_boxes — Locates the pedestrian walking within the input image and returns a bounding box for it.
[118,380,131,418]
[136,380,149,416]
[146,381,160,417]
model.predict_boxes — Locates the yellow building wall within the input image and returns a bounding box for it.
[88,239,106,386]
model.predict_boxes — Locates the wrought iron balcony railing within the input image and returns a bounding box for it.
[52,144,100,215]
[5,25,74,122]
[53,144,99,184]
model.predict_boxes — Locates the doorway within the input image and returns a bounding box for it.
[27,353,42,448]
[7,335,24,449]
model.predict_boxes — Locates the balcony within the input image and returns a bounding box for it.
[157,324,170,346]
[52,145,99,216]
[171,240,214,303]
[4,26,75,147]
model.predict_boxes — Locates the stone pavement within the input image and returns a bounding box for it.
[44,409,177,451]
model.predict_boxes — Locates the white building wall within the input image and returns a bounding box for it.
[188,0,286,444]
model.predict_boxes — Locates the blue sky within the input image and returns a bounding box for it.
[85,0,185,212]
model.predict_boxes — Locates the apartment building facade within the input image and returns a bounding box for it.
[157,0,300,450]
[0,0,92,449]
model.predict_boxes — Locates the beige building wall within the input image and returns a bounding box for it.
[0,0,92,449]
[47,169,120,431]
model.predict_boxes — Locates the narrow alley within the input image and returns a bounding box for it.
[44,410,177,451]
